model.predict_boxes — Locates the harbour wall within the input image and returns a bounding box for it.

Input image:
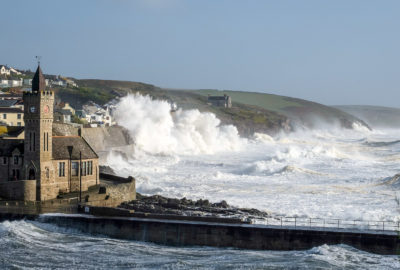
[35,214,400,255]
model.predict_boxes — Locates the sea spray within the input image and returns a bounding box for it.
[108,94,400,223]
[113,94,246,155]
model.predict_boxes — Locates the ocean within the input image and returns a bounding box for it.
[2,94,400,269]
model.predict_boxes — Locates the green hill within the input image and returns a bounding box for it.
[196,90,369,129]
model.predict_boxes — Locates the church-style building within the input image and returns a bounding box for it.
[0,65,99,201]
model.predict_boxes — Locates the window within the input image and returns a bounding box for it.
[17,122,21,126]
[17,114,21,119]
[59,162,65,177]
[3,114,6,119]
[3,157,7,165]
[13,156,18,165]
[82,161,86,176]
[72,162,78,176]
[88,161,93,175]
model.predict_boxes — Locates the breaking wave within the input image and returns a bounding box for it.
[113,94,245,155]
[364,140,400,147]
[237,162,327,176]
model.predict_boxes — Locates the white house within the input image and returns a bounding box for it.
[23,78,32,86]
[9,78,23,87]
[0,66,10,76]
[0,79,9,88]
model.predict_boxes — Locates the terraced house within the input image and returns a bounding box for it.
[0,65,99,201]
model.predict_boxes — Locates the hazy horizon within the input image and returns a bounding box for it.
[2,0,400,107]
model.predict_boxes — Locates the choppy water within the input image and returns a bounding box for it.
[4,94,400,268]
[0,220,398,269]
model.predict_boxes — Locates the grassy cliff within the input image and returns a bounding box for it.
[52,79,369,135]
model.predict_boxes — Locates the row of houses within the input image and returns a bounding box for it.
[0,90,115,129]
[0,65,78,88]
[53,101,115,127]
[0,77,78,88]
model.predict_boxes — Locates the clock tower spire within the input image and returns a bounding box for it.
[23,64,54,201]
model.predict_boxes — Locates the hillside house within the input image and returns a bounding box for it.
[0,78,9,87]
[61,102,75,115]
[207,94,232,108]
[54,109,72,123]
[0,108,24,126]
[0,65,10,76]
[23,78,32,86]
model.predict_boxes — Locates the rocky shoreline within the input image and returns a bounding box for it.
[119,193,269,222]
[100,166,270,221]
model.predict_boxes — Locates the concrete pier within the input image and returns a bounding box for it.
[33,214,399,255]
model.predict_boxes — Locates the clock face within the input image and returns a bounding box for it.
[43,105,49,113]
[30,106,36,113]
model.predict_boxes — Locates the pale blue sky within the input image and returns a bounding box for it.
[1,0,400,106]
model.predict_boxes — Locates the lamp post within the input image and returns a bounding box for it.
[79,151,82,203]
[67,146,73,193]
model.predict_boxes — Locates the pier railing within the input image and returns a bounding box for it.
[262,216,400,232]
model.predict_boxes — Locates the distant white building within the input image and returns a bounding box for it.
[0,65,22,76]
[9,78,23,87]
[0,65,10,76]
[23,78,32,86]
[0,79,9,88]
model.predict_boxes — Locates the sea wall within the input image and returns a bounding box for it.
[52,123,133,153]
[38,215,400,255]
[82,126,133,153]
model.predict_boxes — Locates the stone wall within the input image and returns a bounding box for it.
[99,173,136,202]
[0,180,36,201]
[38,215,400,255]
[81,126,133,153]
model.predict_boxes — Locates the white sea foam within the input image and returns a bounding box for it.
[113,94,245,155]
[107,94,400,224]
[1,220,399,269]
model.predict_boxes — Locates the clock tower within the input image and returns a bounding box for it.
[23,65,55,201]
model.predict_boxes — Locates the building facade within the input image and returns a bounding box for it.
[207,94,232,108]
[0,65,99,201]
[0,108,24,126]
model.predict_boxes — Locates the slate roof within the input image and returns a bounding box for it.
[0,100,18,107]
[52,136,98,160]
[0,139,24,156]
[0,127,24,138]
[55,109,72,116]
[0,107,23,113]
[32,65,46,92]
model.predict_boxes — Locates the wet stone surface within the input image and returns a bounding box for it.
[119,193,269,221]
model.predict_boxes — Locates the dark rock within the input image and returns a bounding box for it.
[120,194,269,222]
[99,165,115,175]
[213,200,229,208]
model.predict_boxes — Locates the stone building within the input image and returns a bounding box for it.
[0,65,99,201]
[207,94,232,108]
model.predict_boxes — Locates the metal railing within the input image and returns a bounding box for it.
[262,216,400,232]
